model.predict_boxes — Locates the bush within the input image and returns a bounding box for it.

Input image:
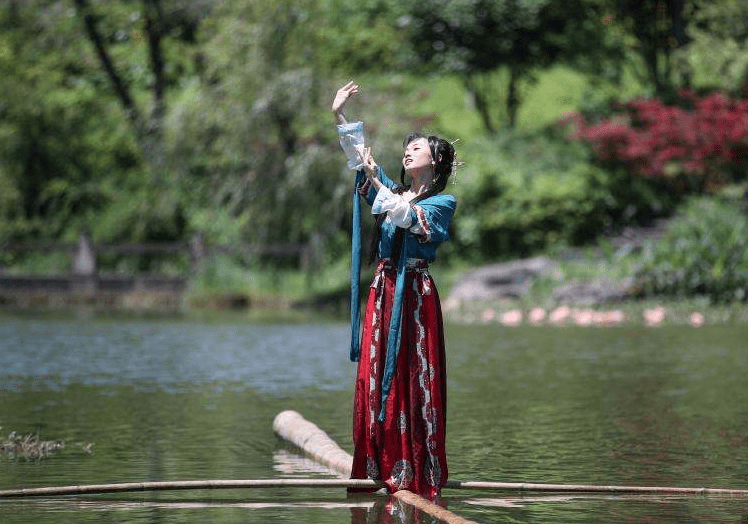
[568,90,748,193]
[452,129,674,261]
[636,196,748,303]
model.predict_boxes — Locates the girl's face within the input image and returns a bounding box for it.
[402,137,432,175]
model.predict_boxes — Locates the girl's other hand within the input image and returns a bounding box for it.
[363,147,380,187]
[332,81,359,115]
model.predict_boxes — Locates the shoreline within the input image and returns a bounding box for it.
[444,300,747,328]
[1,289,743,329]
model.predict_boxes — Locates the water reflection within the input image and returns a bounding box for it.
[349,495,445,524]
[5,496,455,524]
[273,449,341,476]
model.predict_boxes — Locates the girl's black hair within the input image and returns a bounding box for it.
[368,133,455,265]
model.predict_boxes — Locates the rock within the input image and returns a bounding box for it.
[445,256,635,308]
[552,278,634,305]
[446,257,557,304]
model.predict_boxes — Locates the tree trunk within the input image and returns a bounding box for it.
[463,75,495,134]
[507,66,519,129]
[75,0,177,237]
[143,0,166,127]
[73,0,140,127]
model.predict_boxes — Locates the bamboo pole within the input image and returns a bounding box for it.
[0,478,380,498]
[272,410,480,524]
[4,477,748,500]
[443,480,748,496]
[3,409,747,506]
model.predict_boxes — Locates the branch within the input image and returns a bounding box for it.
[462,74,496,134]
[73,0,141,126]
[143,0,166,123]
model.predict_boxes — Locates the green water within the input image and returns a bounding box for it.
[0,315,747,523]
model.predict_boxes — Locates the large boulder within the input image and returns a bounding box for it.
[444,256,637,310]
[552,278,635,305]
[445,257,557,306]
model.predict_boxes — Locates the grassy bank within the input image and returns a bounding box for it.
[184,246,748,327]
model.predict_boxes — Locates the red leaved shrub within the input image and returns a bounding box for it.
[565,90,748,193]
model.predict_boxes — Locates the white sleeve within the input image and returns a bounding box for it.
[336,121,365,170]
[371,186,414,228]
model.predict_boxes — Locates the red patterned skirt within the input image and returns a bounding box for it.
[350,258,448,501]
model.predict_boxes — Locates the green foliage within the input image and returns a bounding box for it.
[0,0,203,245]
[675,0,748,91]
[170,1,369,254]
[311,0,414,74]
[636,196,748,304]
[0,0,135,242]
[607,0,690,94]
[452,127,675,261]
[1,0,746,307]
[399,0,622,129]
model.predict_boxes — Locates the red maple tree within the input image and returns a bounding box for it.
[566,89,748,193]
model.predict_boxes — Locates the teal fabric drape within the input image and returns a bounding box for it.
[349,170,364,363]
[349,168,409,421]
[377,236,407,421]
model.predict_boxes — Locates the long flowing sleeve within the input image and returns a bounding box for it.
[347,165,403,364]
[337,121,365,170]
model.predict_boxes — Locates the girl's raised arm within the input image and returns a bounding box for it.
[332,81,359,125]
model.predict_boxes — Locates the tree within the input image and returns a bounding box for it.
[608,0,689,94]
[165,0,356,253]
[71,0,215,241]
[401,0,619,130]
[0,0,138,241]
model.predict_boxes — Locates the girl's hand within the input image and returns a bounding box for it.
[332,81,359,122]
[362,147,382,189]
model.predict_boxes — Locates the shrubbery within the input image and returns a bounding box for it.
[559,89,748,305]
[452,129,675,261]
[567,89,748,193]
[636,196,748,304]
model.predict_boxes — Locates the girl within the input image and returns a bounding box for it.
[333,81,457,501]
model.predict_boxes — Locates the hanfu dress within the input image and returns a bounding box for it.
[340,122,456,501]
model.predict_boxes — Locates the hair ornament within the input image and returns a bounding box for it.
[449,138,464,184]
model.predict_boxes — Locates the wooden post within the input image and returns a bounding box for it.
[71,231,97,293]
[189,232,206,275]
[72,231,97,276]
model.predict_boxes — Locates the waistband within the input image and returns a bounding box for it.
[377,257,430,270]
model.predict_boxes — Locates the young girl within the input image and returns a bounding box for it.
[333,81,457,501]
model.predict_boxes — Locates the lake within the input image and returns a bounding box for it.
[0,313,747,523]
